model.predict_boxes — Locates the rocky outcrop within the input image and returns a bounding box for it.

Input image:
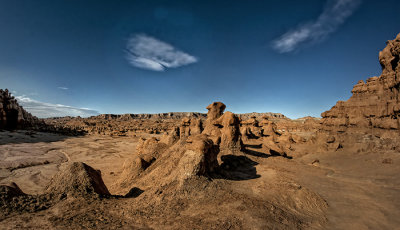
[179,117,203,138]
[115,134,220,193]
[178,135,220,180]
[214,111,242,153]
[0,182,25,198]
[200,102,243,153]
[202,102,226,137]
[321,33,400,131]
[117,137,169,188]
[115,102,244,193]
[0,89,41,130]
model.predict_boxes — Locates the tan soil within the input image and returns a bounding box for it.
[1,130,399,229]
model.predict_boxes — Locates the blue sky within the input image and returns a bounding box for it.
[0,0,399,118]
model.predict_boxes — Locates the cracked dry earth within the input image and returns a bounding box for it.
[1,130,399,229]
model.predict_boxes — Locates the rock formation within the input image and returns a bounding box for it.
[240,116,261,140]
[45,162,110,197]
[214,111,242,153]
[115,134,220,193]
[322,33,400,131]
[179,117,203,138]
[117,137,169,188]
[178,134,220,180]
[0,182,25,198]
[0,89,40,130]
[202,101,226,137]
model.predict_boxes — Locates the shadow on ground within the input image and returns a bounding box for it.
[0,130,78,145]
[216,155,261,180]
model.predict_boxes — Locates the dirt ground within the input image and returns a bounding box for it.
[1,130,399,229]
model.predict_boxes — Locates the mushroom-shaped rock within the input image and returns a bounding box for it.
[45,162,110,197]
[202,102,226,136]
[214,112,243,153]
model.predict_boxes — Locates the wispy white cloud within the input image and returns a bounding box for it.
[57,86,69,90]
[126,34,198,71]
[15,95,99,118]
[272,0,362,53]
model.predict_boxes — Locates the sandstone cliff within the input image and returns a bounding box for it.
[321,33,400,131]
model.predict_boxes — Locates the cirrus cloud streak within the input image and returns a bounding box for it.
[272,0,362,53]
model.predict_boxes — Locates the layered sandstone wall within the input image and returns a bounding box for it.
[321,33,400,131]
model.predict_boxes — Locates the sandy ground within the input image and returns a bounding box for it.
[1,130,399,229]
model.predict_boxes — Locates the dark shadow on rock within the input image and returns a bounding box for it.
[124,187,144,198]
[215,155,260,181]
[243,144,263,149]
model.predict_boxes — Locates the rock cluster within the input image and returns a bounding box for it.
[115,134,220,193]
[115,102,245,192]
[182,102,243,154]
[0,89,40,130]
[240,115,297,156]
[322,33,400,131]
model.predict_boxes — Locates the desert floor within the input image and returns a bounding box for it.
[1,130,399,229]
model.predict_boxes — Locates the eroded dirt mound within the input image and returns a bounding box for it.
[115,134,220,194]
[45,162,110,197]
[0,182,54,220]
